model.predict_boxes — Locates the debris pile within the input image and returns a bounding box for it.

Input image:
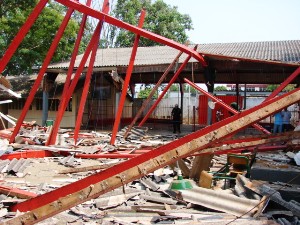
[0,123,299,224]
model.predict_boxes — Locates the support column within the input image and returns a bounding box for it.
[42,73,56,126]
[236,83,240,110]
[42,92,49,126]
[204,65,215,125]
[179,82,184,124]
[115,92,121,130]
[243,84,247,110]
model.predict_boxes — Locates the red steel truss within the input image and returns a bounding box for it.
[7,88,300,224]
[110,10,146,145]
[1,0,300,223]
[184,78,271,134]
[5,0,207,145]
[9,7,76,144]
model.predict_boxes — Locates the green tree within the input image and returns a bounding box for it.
[266,84,279,92]
[138,86,158,99]
[283,84,296,91]
[214,85,227,91]
[170,84,179,92]
[0,0,92,75]
[109,0,193,47]
[184,84,197,95]
[266,84,296,92]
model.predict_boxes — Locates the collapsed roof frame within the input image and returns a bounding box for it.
[0,0,206,146]
[0,0,300,223]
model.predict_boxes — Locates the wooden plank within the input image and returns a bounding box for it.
[189,154,214,180]
[59,163,119,174]
[177,159,190,178]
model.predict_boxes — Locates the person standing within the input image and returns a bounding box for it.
[282,107,292,132]
[273,111,283,133]
[171,104,182,133]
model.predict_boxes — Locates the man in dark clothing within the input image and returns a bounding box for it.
[171,104,182,133]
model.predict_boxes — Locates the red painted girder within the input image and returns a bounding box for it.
[0,0,48,73]
[0,185,38,199]
[50,0,90,144]
[74,0,110,144]
[0,150,54,160]
[55,0,207,66]
[265,66,300,101]
[110,10,146,145]
[60,0,92,103]
[0,132,36,145]
[139,45,198,126]
[124,51,184,139]
[184,78,271,134]
[9,8,75,144]
[11,87,300,214]
[47,0,94,145]
[47,21,104,145]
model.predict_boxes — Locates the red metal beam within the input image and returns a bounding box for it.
[184,78,271,134]
[0,150,54,160]
[139,45,198,126]
[10,87,300,220]
[60,0,92,104]
[9,8,75,144]
[73,0,110,144]
[110,10,146,145]
[0,185,38,199]
[0,0,48,74]
[124,51,185,139]
[46,22,105,145]
[48,0,95,145]
[55,0,207,66]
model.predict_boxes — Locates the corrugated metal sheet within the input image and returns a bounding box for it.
[48,40,300,69]
[179,186,260,217]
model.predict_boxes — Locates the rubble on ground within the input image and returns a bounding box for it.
[0,122,299,224]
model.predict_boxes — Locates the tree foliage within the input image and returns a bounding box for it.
[266,84,296,92]
[0,0,92,75]
[138,86,158,99]
[109,0,193,47]
[214,85,228,91]
[169,84,179,92]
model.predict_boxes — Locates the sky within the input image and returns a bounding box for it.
[162,0,300,44]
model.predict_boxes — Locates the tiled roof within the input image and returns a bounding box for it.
[48,40,300,69]
[198,40,300,63]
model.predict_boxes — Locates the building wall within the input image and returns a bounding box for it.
[8,95,77,128]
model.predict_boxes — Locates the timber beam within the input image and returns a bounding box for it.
[6,88,300,224]
[197,131,300,155]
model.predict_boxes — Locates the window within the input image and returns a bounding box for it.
[8,99,32,110]
[36,98,72,111]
